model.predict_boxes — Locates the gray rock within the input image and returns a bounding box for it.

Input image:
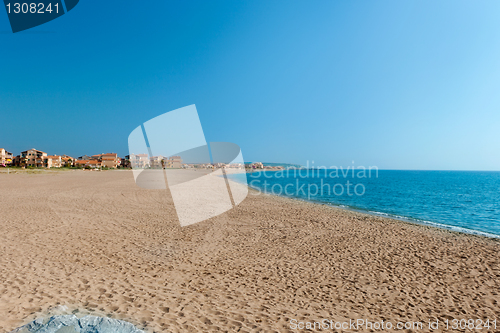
[10,315,145,333]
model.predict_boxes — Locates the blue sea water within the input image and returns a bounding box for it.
[229,170,500,238]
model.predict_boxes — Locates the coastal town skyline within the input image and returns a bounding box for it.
[0,146,269,170]
[0,147,126,169]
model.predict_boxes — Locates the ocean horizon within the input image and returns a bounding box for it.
[228,169,500,238]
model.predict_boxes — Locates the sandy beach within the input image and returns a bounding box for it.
[0,170,499,332]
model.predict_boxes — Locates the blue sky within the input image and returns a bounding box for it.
[1,1,499,170]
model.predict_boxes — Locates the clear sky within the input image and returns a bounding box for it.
[1,1,499,170]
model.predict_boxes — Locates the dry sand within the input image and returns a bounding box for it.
[0,170,499,332]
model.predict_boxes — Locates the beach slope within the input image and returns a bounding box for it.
[0,171,498,332]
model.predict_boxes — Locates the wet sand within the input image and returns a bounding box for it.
[0,170,499,332]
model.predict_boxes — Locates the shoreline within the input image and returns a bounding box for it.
[244,176,500,241]
[248,186,500,245]
[252,187,500,241]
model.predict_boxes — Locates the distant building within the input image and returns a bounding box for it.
[228,163,244,169]
[78,155,92,160]
[74,160,89,168]
[19,149,47,167]
[85,153,121,168]
[61,155,75,167]
[252,162,264,169]
[127,153,149,169]
[74,159,102,169]
[100,153,121,168]
[120,157,130,169]
[13,155,21,166]
[124,154,182,169]
[150,156,164,169]
[0,148,13,166]
[43,155,62,168]
[214,162,226,169]
[88,160,102,169]
[164,155,182,168]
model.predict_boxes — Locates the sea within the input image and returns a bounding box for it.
[228,169,500,238]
